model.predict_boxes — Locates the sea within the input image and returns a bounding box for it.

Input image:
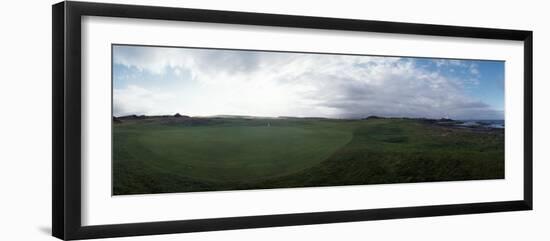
[458,120,505,129]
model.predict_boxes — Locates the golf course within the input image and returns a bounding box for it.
[112,116,504,195]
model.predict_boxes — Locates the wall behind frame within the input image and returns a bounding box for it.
[0,0,547,240]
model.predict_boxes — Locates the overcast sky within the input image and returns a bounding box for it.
[112,45,504,120]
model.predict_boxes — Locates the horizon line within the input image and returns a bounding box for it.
[113,113,504,121]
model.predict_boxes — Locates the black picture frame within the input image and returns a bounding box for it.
[52,1,533,240]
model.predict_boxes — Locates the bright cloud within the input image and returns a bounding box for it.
[112,45,504,120]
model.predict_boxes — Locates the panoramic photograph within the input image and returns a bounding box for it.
[112,44,505,195]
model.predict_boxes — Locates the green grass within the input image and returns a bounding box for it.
[113,118,504,195]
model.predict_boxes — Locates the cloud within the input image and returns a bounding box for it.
[469,63,480,76]
[112,45,503,120]
[113,85,176,116]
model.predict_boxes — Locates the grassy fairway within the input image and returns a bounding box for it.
[113,117,504,195]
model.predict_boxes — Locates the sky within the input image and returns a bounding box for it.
[112,45,505,120]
